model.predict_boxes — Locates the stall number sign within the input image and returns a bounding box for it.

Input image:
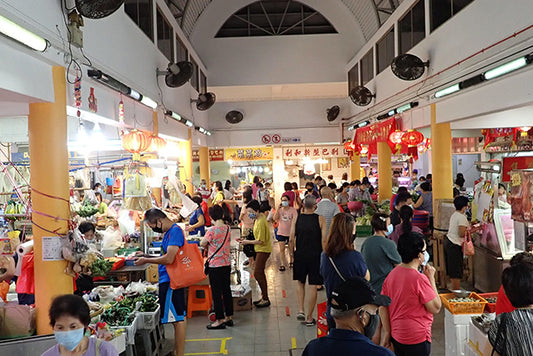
[282,146,348,159]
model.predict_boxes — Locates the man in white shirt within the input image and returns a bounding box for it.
[445,195,470,290]
[315,186,341,234]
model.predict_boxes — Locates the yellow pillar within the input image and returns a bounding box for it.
[29,66,72,334]
[377,142,392,202]
[199,146,210,184]
[350,154,361,181]
[179,129,193,194]
[430,104,454,203]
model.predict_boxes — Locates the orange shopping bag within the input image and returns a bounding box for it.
[166,241,206,290]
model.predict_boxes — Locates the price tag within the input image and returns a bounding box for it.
[42,236,63,261]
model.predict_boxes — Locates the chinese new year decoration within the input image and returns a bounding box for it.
[149,135,167,152]
[401,129,424,146]
[122,129,150,160]
[74,70,81,118]
[88,87,97,113]
[118,98,125,136]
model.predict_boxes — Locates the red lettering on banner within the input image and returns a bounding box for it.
[313,149,320,157]
[322,148,329,156]
[331,148,339,156]
[354,117,397,145]
[304,149,311,157]
[294,149,302,157]
[286,149,293,157]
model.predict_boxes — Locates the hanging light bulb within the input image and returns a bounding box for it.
[92,122,106,146]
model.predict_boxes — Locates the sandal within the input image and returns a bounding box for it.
[279,266,286,271]
[255,299,271,308]
[296,312,306,321]
[302,319,316,327]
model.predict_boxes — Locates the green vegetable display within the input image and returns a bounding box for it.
[77,202,99,217]
[91,259,114,277]
[101,303,135,327]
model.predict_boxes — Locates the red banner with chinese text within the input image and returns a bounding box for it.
[502,156,533,182]
[353,118,398,145]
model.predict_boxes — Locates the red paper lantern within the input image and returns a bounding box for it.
[401,129,424,146]
[122,129,151,154]
[344,140,356,151]
[149,135,167,152]
[389,130,405,145]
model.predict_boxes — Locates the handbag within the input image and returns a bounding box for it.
[204,226,230,275]
[166,226,206,290]
[463,230,475,256]
[243,229,256,258]
[328,256,346,282]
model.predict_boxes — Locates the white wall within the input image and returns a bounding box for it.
[345,0,533,130]
[0,0,209,136]
[190,0,366,86]
[208,97,349,146]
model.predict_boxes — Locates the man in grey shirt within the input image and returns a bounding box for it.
[315,186,340,234]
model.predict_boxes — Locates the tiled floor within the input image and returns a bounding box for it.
[160,240,448,355]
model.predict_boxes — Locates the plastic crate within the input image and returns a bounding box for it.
[110,315,137,345]
[107,333,126,354]
[440,292,487,315]
[136,305,161,330]
[356,225,373,237]
[478,292,498,313]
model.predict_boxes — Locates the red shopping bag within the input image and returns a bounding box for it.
[166,241,206,290]
[317,301,328,338]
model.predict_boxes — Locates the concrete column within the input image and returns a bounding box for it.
[377,142,392,202]
[430,104,454,204]
[350,154,361,181]
[29,66,73,334]
[179,129,193,195]
[198,146,210,184]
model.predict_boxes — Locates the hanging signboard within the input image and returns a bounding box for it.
[502,156,533,182]
[192,149,225,162]
[282,145,348,159]
[354,117,398,145]
[225,147,273,161]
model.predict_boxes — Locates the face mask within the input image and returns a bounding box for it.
[54,328,84,351]
[281,201,289,207]
[361,311,380,339]
[249,213,257,219]
[307,188,313,192]
[152,221,164,234]
[421,250,430,266]
[386,224,394,236]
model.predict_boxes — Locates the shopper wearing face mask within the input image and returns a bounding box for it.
[135,209,187,356]
[388,205,423,245]
[42,294,118,356]
[302,276,394,356]
[381,231,441,356]
[273,195,298,271]
[361,214,401,294]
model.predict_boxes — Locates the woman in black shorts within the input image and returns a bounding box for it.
[290,194,327,326]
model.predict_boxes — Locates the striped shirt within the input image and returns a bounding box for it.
[315,199,340,234]
[488,309,533,356]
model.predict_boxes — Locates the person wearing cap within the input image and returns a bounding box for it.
[302,276,394,356]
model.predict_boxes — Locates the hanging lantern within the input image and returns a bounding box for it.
[519,126,532,137]
[388,130,405,145]
[344,140,356,151]
[122,129,150,160]
[401,129,424,146]
[149,135,167,152]
[360,146,368,155]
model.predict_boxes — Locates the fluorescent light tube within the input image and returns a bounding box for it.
[435,84,460,98]
[140,96,157,109]
[388,109,396,116]
[128,89,141,101]
[66,106,125,128]
[396,103,412,113]
[171,112,181,120]
[484,57,527,80]
[0,14,48,51]
[357,120,370,128]
[185,120,194,127]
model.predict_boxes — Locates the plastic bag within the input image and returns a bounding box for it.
[101,226,123,250]
[125,280,147,295]
[62,230,90,263]
[117,210,136,236]
[90,285,125,303]
[463,231,475,256]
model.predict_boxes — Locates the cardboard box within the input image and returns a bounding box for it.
[232,291,252,311]
[146,264,159,283]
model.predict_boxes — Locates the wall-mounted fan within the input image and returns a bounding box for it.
[391,54,429,81]
[192,92,216,111]
[157,61,193,88]
[327,106,340,122]
[349,86,375,106]
[226,110,244,124]
[75,0,125,19]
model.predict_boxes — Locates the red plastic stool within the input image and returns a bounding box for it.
[187,284,212,317]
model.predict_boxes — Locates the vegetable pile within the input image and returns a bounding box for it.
[77,201,99,217]
[101,303,136,327]
[91,259,114,277]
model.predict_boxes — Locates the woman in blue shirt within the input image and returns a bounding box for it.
[187,195,206,236]
[321,213,370,329]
